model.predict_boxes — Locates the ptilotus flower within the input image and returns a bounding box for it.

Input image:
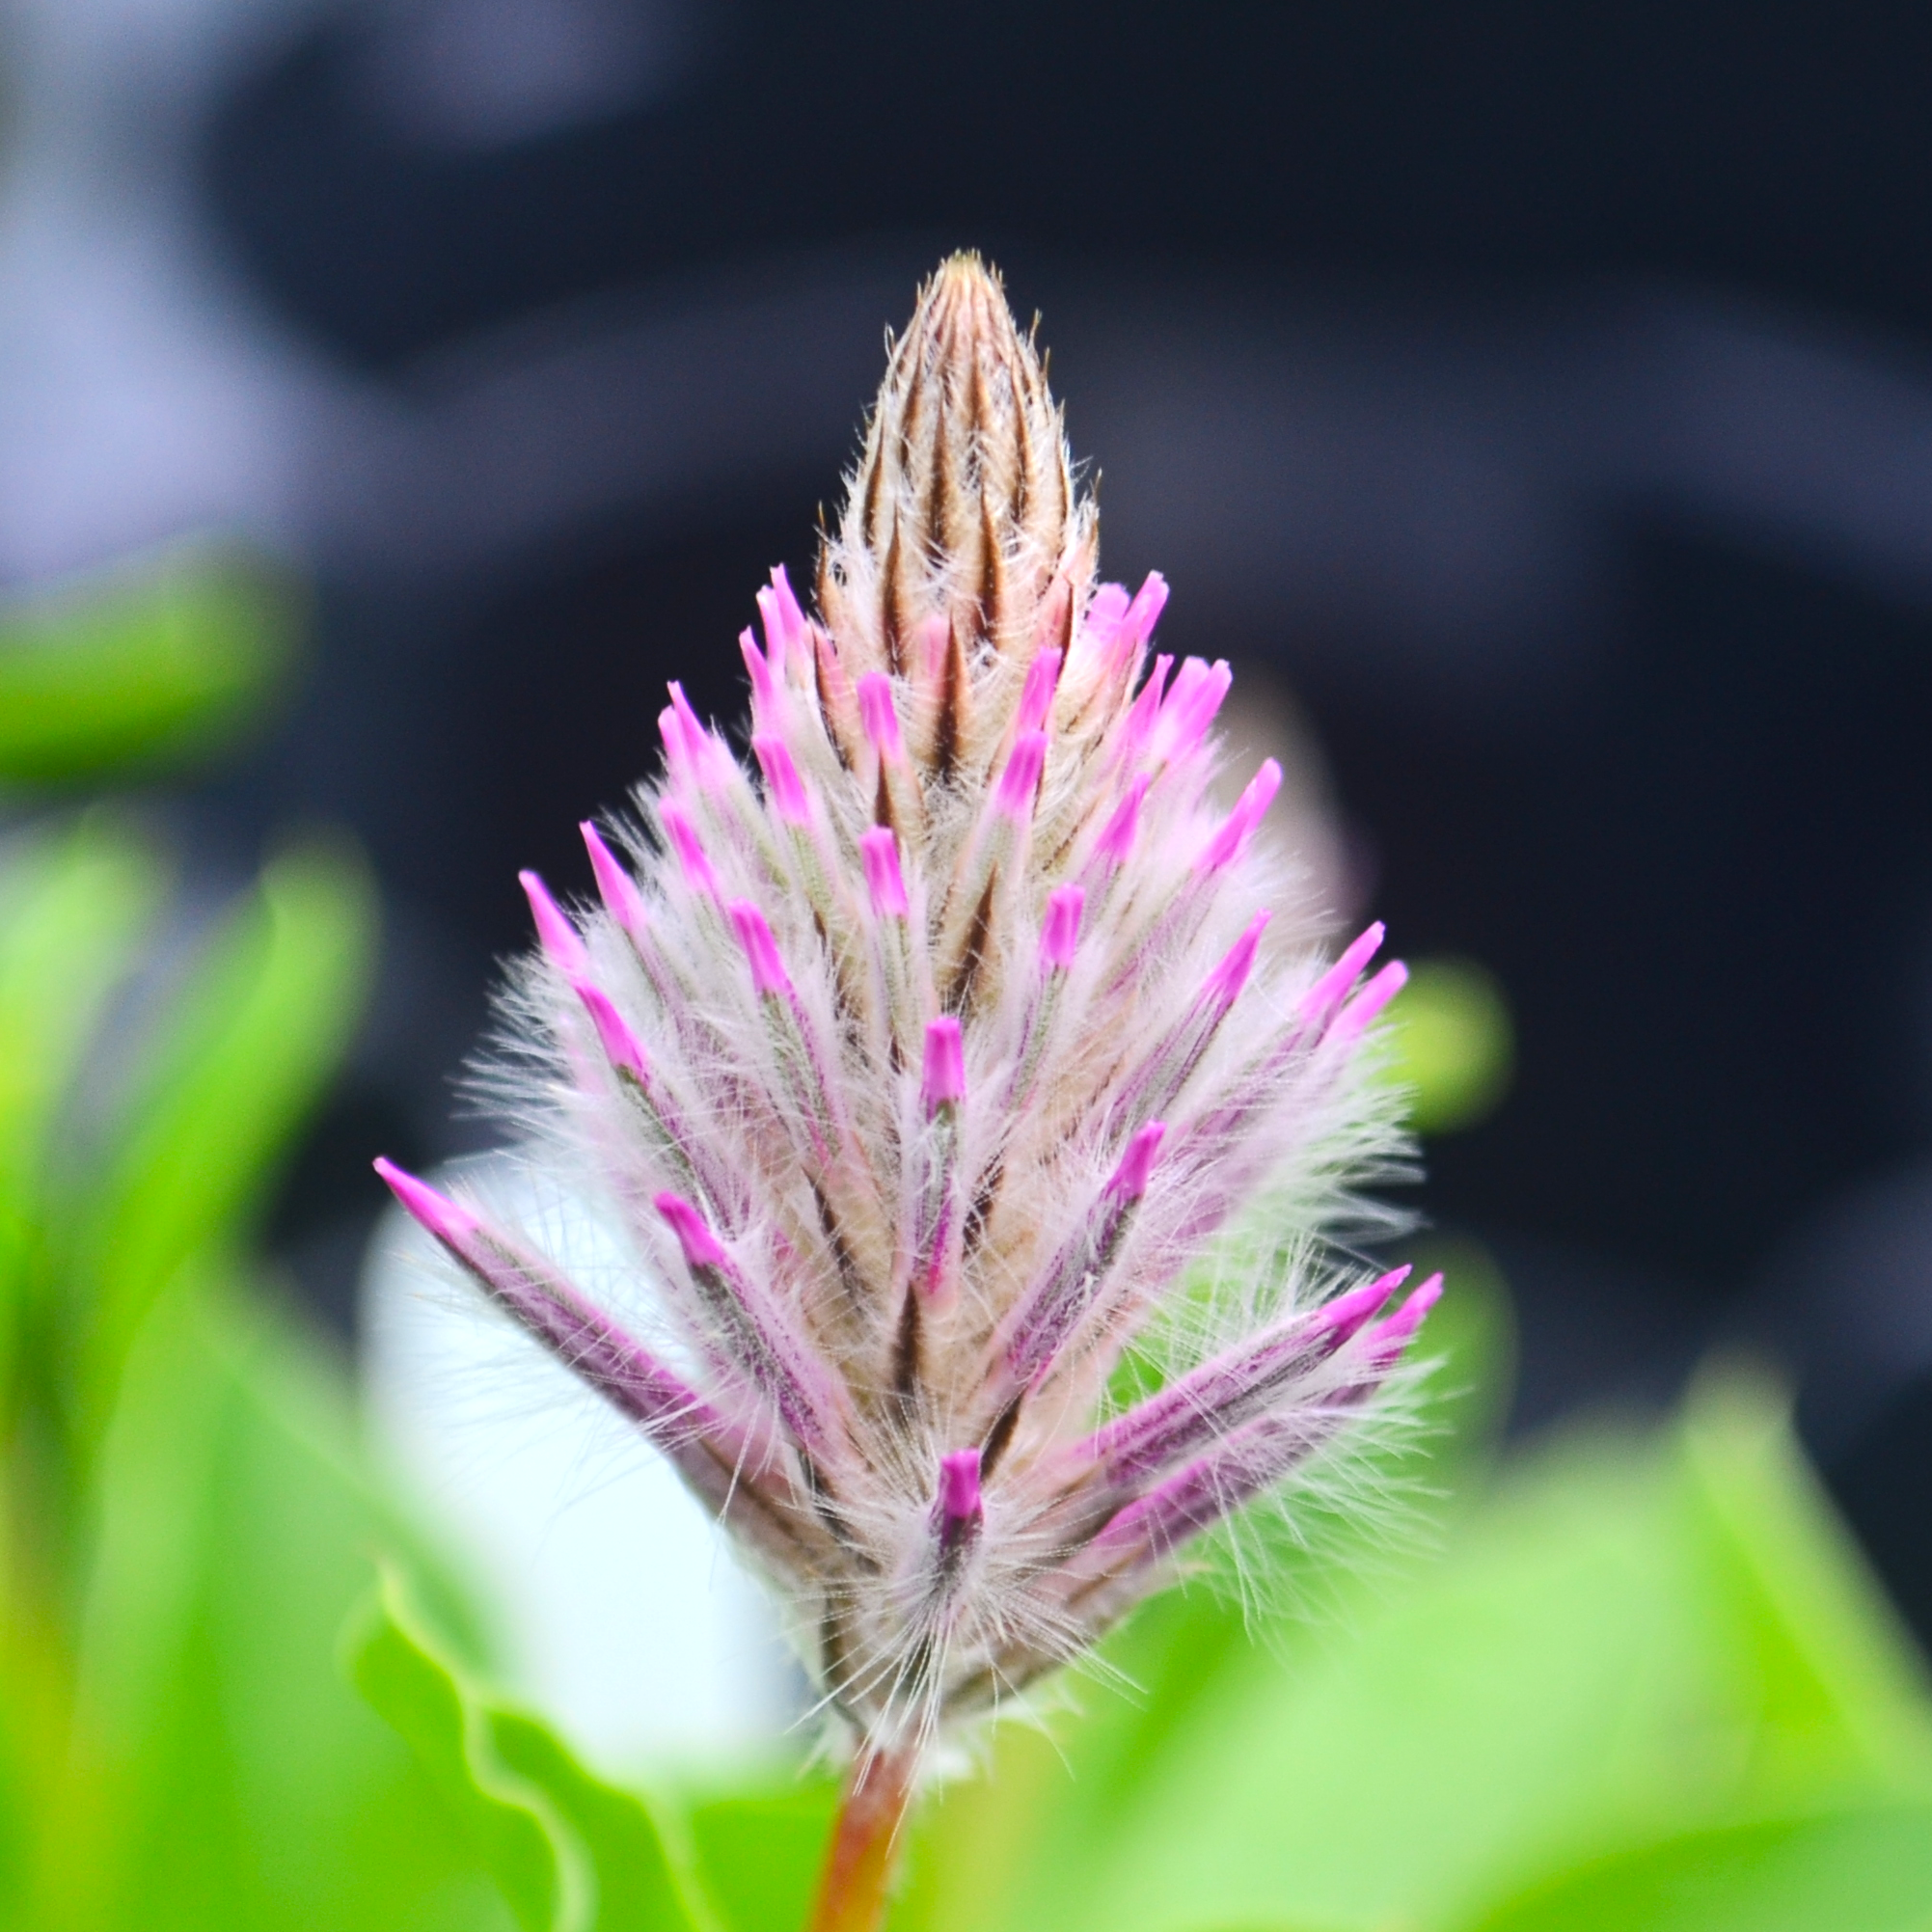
[376,256,1435,1932]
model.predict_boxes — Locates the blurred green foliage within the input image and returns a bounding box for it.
[1382,955,1515,1136]
[347,1569,714,1932]
[0,550,506,1932]
[0,545,301,784]
[3,543,1930,1931]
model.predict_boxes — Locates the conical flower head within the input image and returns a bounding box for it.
[379,256,1432,1767]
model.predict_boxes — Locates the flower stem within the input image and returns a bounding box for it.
[805,1748,917,1932]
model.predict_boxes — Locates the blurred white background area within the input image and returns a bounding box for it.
[0,0,338,578]
[360,1154,797,1774]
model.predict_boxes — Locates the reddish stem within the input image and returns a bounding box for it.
[805,1748,918,1932]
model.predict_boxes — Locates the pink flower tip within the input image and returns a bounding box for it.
[1315,1264,1412,1343]
[921,1016,966,1113]
[580,822,649,939]
[857,671,905,760]
[1198,757,1282,872]
[1123,569,1170,644]
[1365,1272,1444,1357]
[573,980,647,1081]
[520,870,587,975]
[655,1192,727,1270]
[1333,958,1408,1044]
[859,827,909,918]
[993,729,1048,819]
[1117,655,1174,764]
[661,683,726,789]
[661,802,721,899]
[757,563,806,664]
[1082,582,1130,661]
[752,735,811,824]
[1298,921,1386,1022]
[1093,777,1149,871]
[938,1446,984,1525]
[1109,1121,1166,1202]
[741,624,780,710]
[1042,884,1085,971]
[374,1157,477,1245]
[1016,648,1064,734]
[1154,657,1233,761]
[728,900,792,997]
[1205,910,1271,1008]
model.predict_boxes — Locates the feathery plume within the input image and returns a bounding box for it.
[377,254,1430,1931]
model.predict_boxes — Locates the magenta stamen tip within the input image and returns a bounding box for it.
[1016,647,1064,733]
[939,1446,984,1523]
[921,1016,966,1114]
[580,822,649,939]
[1157,656,1212,723]
[741,623,780,708]
[857,671,904,760]
[1083,581,1130,655]
[1124,569,1170,642]
[1110,1120,1166,1202]
[657,702,685,769]
[754,589,786,675]
[667,683,727,788]
[1159,659,1234,755]
[1205,909,1271,1007]
[1094,776,1149,869]
[655,1191,727,1270]
[1366,1272,1444,1356]
[1042,884,1085,971]
[573,980,647,1081]
[374,1157,477,1245]
[1297,920,1386,1021]
[752,734,811,824]
[660,802,721,899]
[1151,658,1235,762]
[1335,958,1408,1042]
[1316,1263,1412,1341]
[1118,653,1175,760]
[519,870,588,975]
[728,900,792,998]
[994,729,1048,818]
[770,562,805,630]
[1198,757,1283,872]
[668,680,702,737]
[859,827,909,918]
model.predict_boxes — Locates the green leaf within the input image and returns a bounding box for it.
[0,546,301,783]
[347,1567,712,1932]
[1678,1366,1932,1794]
[62,1274,511,1932]
[0,816,164,1387]
[0,815,163,1182]
[1467,1806,1932,1932]
[686,1783,840,1932]
[75,838,376,1439]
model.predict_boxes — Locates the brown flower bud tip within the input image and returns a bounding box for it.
[821,253,1095,698]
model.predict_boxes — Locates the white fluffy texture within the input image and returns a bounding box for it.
[455,258,1423,1764]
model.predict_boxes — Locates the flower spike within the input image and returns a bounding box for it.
[394,256,1430,1871]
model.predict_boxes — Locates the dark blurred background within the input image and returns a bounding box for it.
[16,0,1932,1633]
